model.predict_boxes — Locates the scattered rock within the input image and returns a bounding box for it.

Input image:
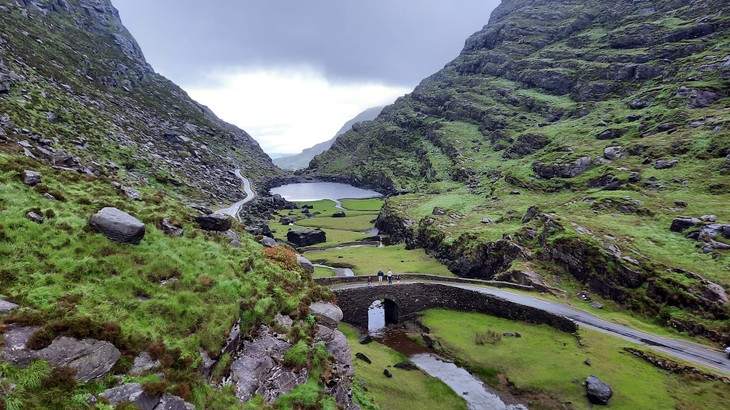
[533,156,592,179]
[309,302,343,329]
[670,217,701,232]
[160,218,184,237]
[287,228,326,247]
[1,326,39,367]
[296,254,314,274]
[332,211,347,218]
[89,207,146,244]
[130,352,160,376]
[584,358,592,366]
[510,190,521,195]
[25,211,44,224]
[121,185,142,201]
[585,375,613,405]
[628,99,650,109]
[674,200,688,207]
[522,206,540,224]
[603,146,624,160]
[577,291,591,301]
[359,335,373,345]
[279,216,296,225]
[591,302,604,309]
[355,352,372,364]
[481,218,495,224]
[432,207,446,216]
[654,159,679,169]
[154,394,195,410]
[596,128,624,140]
[100,382,160,410]
[383,369,393,378]
[394,361,418,371]
[39,337,121,383]
[194,213,232,231]
[261,237,278,248]
[700,215,717,223]
[22,170,41,186]
[629,172,642,183]
[0,299,19,314]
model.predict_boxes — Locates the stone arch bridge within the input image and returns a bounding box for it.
[332,283,577,333]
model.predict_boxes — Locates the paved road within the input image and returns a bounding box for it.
[333,281,730,376]
[217,169,255,222]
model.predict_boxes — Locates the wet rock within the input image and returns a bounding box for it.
[39,337,121,382]
[22,170,41,186]
[394,361,418,371]
[585,375,613,405]
[89,207,146,244]
[309,302,343,329]
[533,156,592,179]
[160,218,183,237]
[287,228,326,247]
[261,236,278,248]
[154,394,195,410]
[521,206,540,224]
[130,352,160,376]
[100,382,161,410]
[670,217,701,232]
[603,146,624,160]
[383,369,393,378]
[296,254,314,274]
[25,211,44,224]
[654,159,679,169]
[355,352,372,364]
[194,213,232,231]
[0,299,19,314]
[332,211,347,218]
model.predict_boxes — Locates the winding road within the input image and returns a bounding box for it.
[217,169,256,222]
[333,280,730,376]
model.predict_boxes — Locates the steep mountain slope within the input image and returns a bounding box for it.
[274,106,383,170]
[0,2,354,409]
[0,0,281,205]
[310,0,730,342]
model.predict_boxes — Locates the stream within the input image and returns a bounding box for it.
[368,305,527,410]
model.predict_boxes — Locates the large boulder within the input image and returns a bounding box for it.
[194,213,232,231]
[0,299,19,314]
[670,217,701,233]
[89,207,146,244]
[22,170,41,186]
[585,375,613,405]
[533,156,592,179]
[309,302,343,329]
[287,228,327,247]
[100,383,161,410]
[39,336,121,383]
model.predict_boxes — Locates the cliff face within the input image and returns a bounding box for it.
[0,0,281,204]
[308,0,729,193]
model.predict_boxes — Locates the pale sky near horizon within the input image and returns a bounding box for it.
[113,1,501,154]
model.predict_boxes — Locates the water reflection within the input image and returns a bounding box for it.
[270,182,382,201]
[368,300,385,337]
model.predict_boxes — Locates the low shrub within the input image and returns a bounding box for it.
[475,329,502,345]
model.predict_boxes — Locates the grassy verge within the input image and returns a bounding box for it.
[339,323,467,410]
[420,309,730,410]
[306,244,454,277]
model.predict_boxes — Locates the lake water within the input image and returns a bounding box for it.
[270,182,382,202]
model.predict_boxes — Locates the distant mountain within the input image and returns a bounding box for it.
[273,106,384,170]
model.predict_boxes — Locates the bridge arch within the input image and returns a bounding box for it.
[333,283,578,333]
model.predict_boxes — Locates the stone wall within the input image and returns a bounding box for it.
[315,274,534,291]
[333,283,577,333]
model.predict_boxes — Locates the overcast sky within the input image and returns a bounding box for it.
[113,0,501,154]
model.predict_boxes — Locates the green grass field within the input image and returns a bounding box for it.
[340,323,467,410]
[306,244,453,277]
[420,309,730,410]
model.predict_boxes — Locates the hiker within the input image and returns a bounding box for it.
[367,276,373,287]
[396,273,401,284]
[387,269,393,284]
[377,269,384,284]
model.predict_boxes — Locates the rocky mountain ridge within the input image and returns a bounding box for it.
[0,0,281,205]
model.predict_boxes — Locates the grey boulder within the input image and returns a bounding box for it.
[194,213,232,231]
[0,299,19,314]
[130,352,161,375]
[297,254,314,274]
[287,228,327,247]
[161,217,184,237]
[89,207,146,244]
[100,383,160,410]
[309,302,343,329]
[585,375,613,405]
[39,336,121,383]
[154,394,195,410]
[23,170,41,186]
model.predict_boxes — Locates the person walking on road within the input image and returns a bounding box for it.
[367,276,373,287]
[387,269,393,284]
[396,274,401,284]
[377,269,384,284]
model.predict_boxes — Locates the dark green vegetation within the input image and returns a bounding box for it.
[421,309,730,409]
[309,0,730,343]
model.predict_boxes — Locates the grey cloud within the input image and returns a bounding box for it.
[113,0,500,87]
